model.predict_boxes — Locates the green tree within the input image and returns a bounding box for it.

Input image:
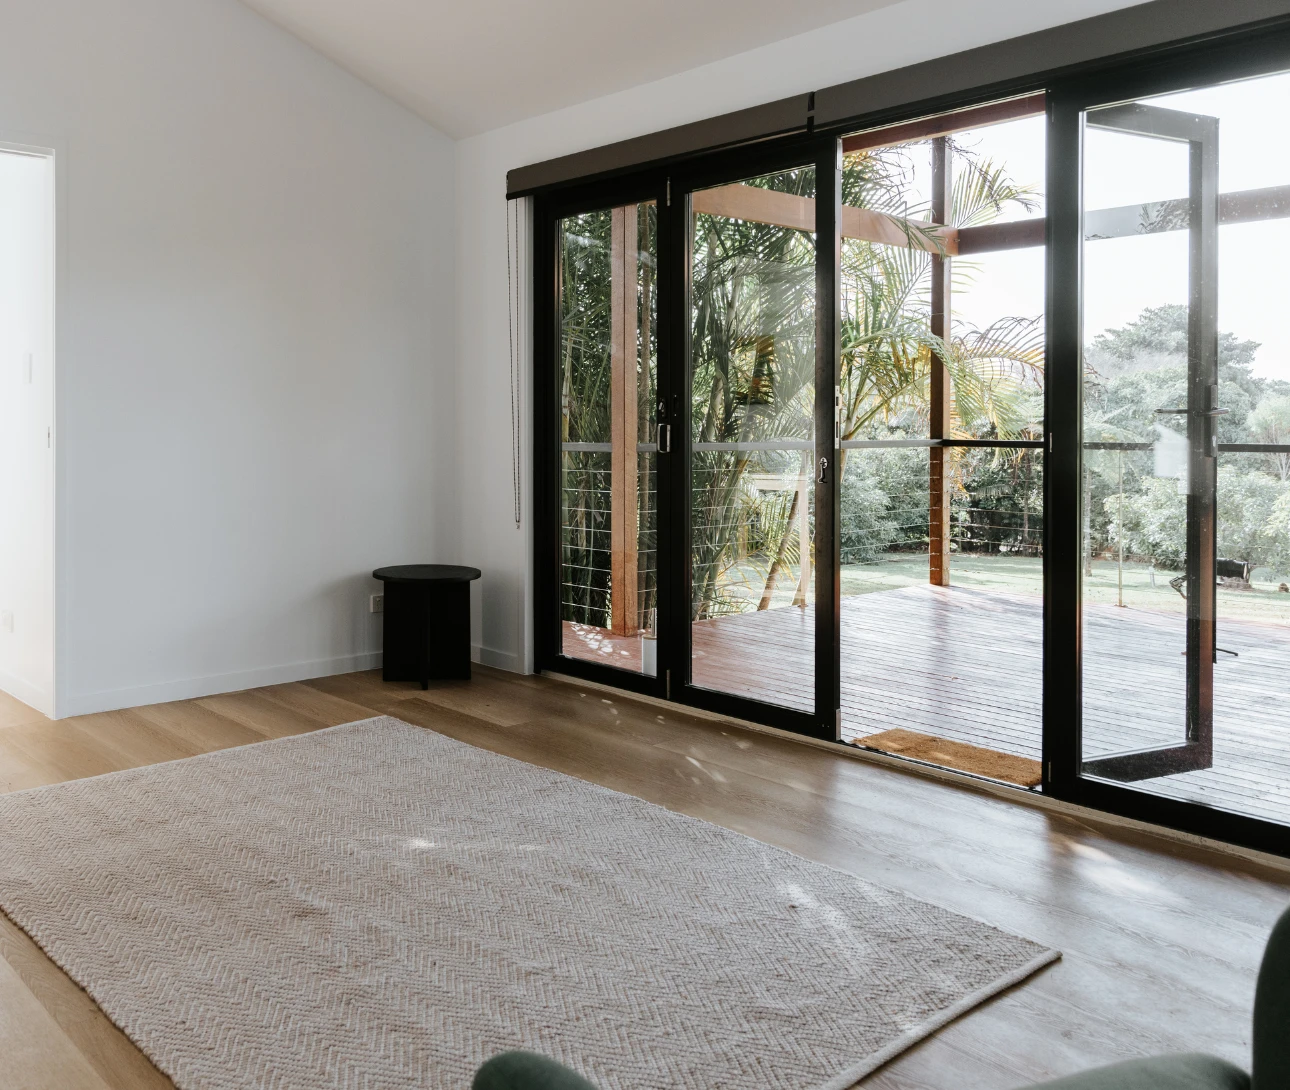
[1248,394,1290,481]
[1084,305,1290,578]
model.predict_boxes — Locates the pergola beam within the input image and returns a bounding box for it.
[1085,183,1290,239]
[840,92,1047,155]
[692,183,959,254]
[695,180,1290,257]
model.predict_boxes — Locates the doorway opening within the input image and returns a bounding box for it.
[0,144,55,718]
[834,98,1047,786]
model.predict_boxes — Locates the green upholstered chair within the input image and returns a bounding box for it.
[1028,902,1287,1090]
[473,1051,599,1090]
[472,905,1289,1090]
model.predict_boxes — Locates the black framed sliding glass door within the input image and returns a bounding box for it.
[1079,100,1219,783]
[533,16,1290,856]
[1050,48,1290,848]
[683,165,821,718]
[535,146,839,734]
[535,180,670,697]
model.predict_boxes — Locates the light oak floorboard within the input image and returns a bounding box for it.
[0,667,1286,1090]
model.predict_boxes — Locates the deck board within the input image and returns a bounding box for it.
[563,585,1290,825]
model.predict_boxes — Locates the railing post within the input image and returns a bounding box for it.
[610,205,641,635]
[929,136,953,587]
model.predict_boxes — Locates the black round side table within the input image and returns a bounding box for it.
[372,565,482,689]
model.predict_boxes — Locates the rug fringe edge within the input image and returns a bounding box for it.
[813,947,1062,1090]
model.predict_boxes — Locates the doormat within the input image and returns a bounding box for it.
[858,728,1043,787]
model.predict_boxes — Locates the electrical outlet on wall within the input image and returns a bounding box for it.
[369,594,384,614]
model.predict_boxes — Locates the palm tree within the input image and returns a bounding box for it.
[838,147,1044,468]
[563,143,1045,626]
[689,168,817,619]
[685,145,1045,619]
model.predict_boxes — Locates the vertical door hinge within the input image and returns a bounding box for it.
[666,668,672,699]
[666,178,671,207]
[834,385,842,448]
[46,426,51,448]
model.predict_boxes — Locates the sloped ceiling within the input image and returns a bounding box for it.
[238,0,905,137]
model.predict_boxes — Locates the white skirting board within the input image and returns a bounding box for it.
[54,652,383,720]
[0,665,54,719]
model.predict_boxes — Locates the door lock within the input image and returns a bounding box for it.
[817,457,828,484]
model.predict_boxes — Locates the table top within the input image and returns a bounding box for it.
[372,564,482,584]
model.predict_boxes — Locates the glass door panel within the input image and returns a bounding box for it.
[558,202,659,675]
[1080,106,1206,778]
[688,167,816,711]
[837,103,1047,787]
[1079,69,1290,826]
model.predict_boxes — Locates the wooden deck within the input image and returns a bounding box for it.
[564,585,1290,825]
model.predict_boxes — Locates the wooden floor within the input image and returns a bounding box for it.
[1,668,1288,1090]
[566,584,1290,823]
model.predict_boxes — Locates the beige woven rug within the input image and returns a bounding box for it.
[0,716,1057,1090]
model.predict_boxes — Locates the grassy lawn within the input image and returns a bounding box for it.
[840,553,1042,597]
[838,553,1290,627]
[706,553,1290,627]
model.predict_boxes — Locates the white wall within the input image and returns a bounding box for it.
[0,149,55,715]
[0,0,458,717]
[455,0,1151,674]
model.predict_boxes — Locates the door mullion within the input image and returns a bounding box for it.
[814,141,842,741]
[1186,119,1219,763]
[656,178,690,702]
[532,201,560,674]
[1043,90,1082,794]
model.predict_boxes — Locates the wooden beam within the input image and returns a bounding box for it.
[841,92,1046,155]
[957,218,1045,254]
[692,183,814,233]
[609,205,640,637]
[1085,183,1290,240]
[1220,183,1290,226]
[841,205,958,255]
[954,183,1290,255]
[693,183,958,254]
[928,138,953,589]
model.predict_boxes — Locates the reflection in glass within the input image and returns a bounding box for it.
[1081,117,1192,763]
[688,167,816,710]
[558,203,658,675]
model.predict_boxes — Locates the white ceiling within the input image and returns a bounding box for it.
[238,0,905,138]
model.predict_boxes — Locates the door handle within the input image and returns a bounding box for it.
[817,457,828,484]
[658,423,671,453]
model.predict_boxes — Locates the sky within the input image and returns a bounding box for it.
[890,70,1290,384]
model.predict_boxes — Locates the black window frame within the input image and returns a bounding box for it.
[530,13,1290,859]
[1045,22,1290,856]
